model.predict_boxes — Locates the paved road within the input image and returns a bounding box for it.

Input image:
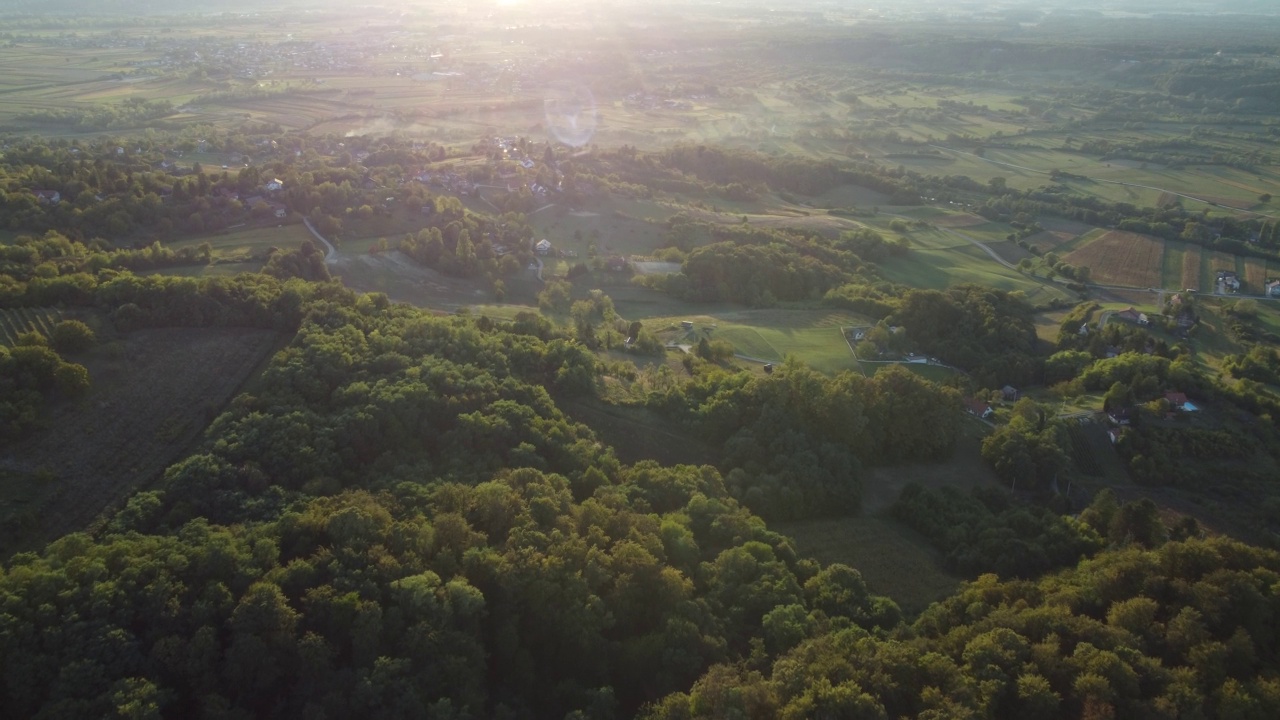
[302,217,339,263]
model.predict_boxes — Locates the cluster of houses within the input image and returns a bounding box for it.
[1107,390,1198,444]
[141,37,373,80]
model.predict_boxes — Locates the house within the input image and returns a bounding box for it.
[33,190,61,205]
[1164,391,1187,409]
[264,178,284,192]
[1078,323,1089,336]
[1108,427,1125,445]
[964,398,994,419]
[1267,280,1280,298]
[535,239,552,255]
[1114,307,1146,324]
[1108,408,1132,426]
[605,256,629,272]
[681,321,694,330]
[1001,385,1020,401]
[1218,270,1241,292]
[266,202,288,219]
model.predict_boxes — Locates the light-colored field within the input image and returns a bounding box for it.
[879,245,1075,307]
[1181,246,1203,290]
[647,309,866,375]
[1161,243,1187,290]
[172,224,316,259]
[1063,230,1164,288]
[1244,256,1268,293]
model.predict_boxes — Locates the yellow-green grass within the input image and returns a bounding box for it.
[878,245,1074,306]
[139,261,264,278]
[531,204,666,259]
[171,224,315,259]
[1181,245,1204,291]
[640,309,868,375]
[1162,242,1187,290]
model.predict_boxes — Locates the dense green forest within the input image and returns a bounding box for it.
[7,4,1280,717]
[5,274,1280,719]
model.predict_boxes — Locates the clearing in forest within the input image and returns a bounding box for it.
[0,327,279,556]
[1063,230,1164,288]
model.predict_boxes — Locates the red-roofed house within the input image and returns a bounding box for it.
[1164,391,1187,409]
[964,398,993,419]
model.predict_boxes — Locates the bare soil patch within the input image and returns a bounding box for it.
[0,327,279,556]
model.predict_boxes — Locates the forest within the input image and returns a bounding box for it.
[5,1,1280,718]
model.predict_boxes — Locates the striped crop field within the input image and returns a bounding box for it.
[1181,246,1203,291]
[1063,230,1164,288]
[1244,256,1268,293]
[1161,242,1186,290]
[0,307,64,346]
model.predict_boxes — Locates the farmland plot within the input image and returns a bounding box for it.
[0,307,64,345]
[0,327,279,556]
[1064,230,1164,288]
[1202,250,1239,291]
[1181,246,1203,291]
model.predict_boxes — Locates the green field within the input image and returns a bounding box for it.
[857,360,963,383]
[173,224,317,260]
[642,309,867,375]
[878,245,1075,307]
[775,515,961,615]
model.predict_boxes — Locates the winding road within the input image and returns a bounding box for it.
[302,217,339,263]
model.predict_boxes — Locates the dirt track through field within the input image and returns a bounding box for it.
[2,327,279,556]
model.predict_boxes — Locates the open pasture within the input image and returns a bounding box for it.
[775,515,960,616]
[1063,230,1164,288]
[879,245,1075,307]
[645,308,866,375]
[173,224,316,260]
